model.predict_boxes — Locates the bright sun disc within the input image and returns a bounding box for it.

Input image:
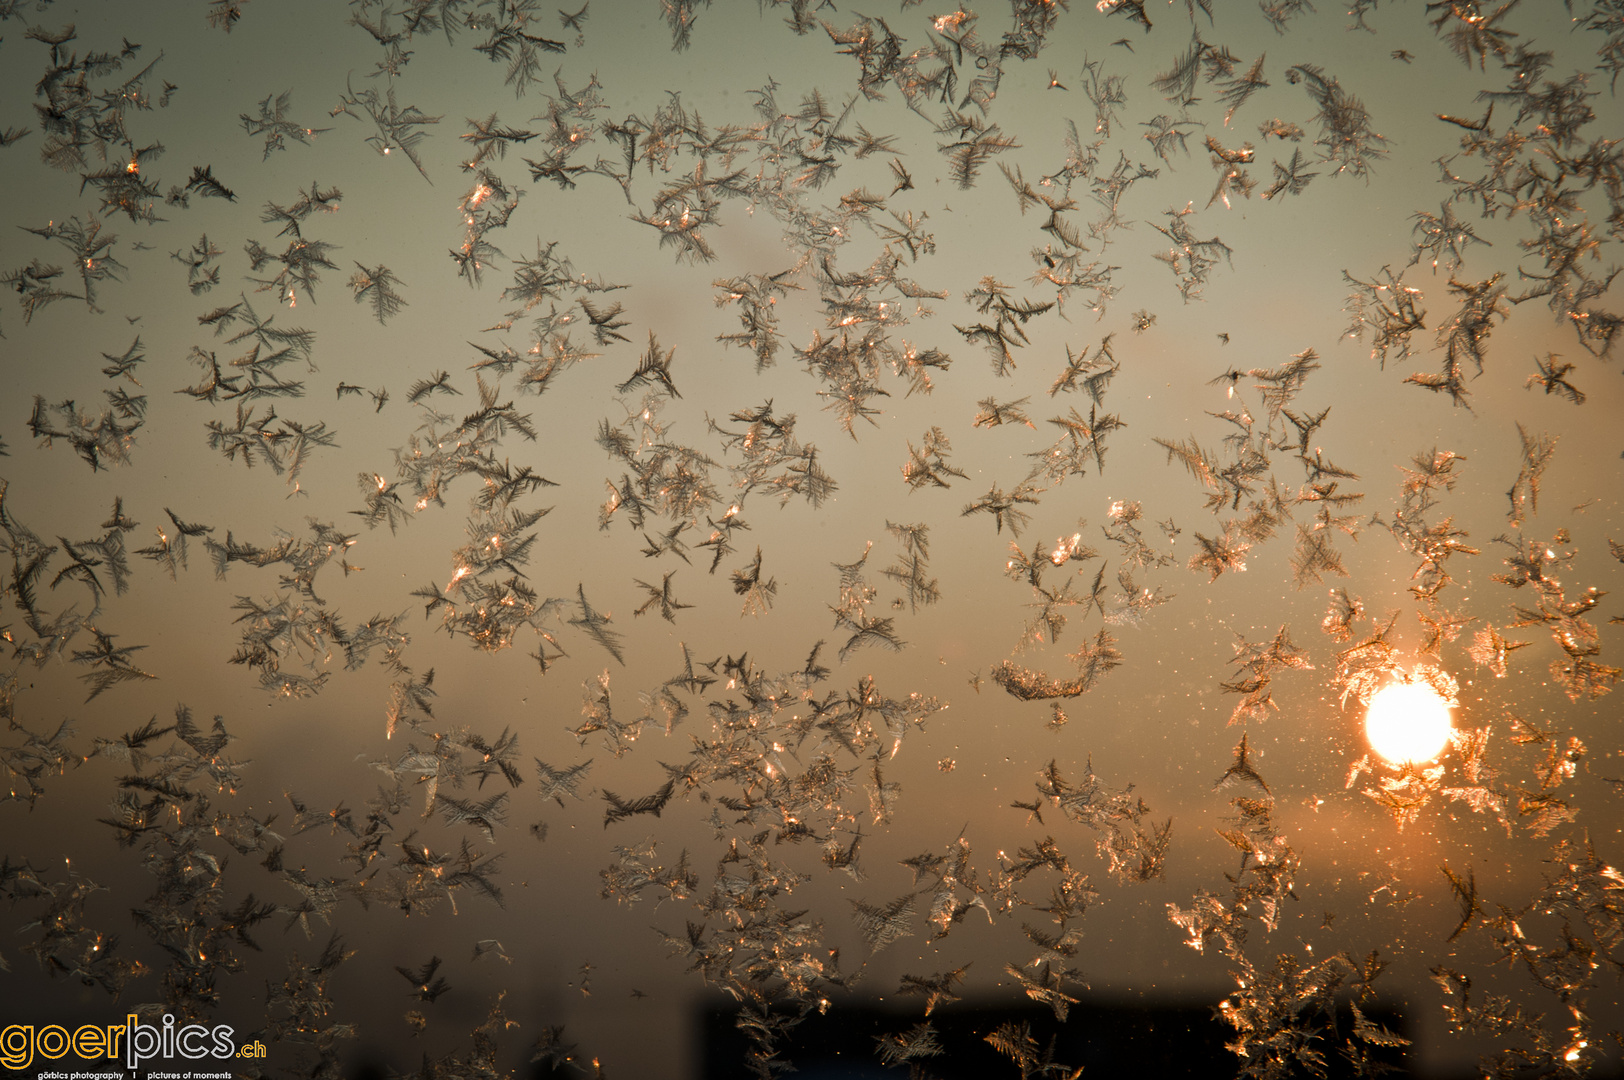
[1364,681,1453,765]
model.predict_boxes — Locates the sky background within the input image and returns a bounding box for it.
[2,0,1622,1077]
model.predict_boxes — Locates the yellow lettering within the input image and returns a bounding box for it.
[74,1025,107,1058]
[0,1025,33,1071]
[36,1025,70,1060]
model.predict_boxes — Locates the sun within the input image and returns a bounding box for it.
[1364,680,1454,765]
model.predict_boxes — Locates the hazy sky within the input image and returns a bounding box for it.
[2,1,1622,1077]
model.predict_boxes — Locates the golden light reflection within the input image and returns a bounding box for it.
[1364,680,1453,765]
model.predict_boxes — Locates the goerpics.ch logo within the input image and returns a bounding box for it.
[0,1014,257,1071]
